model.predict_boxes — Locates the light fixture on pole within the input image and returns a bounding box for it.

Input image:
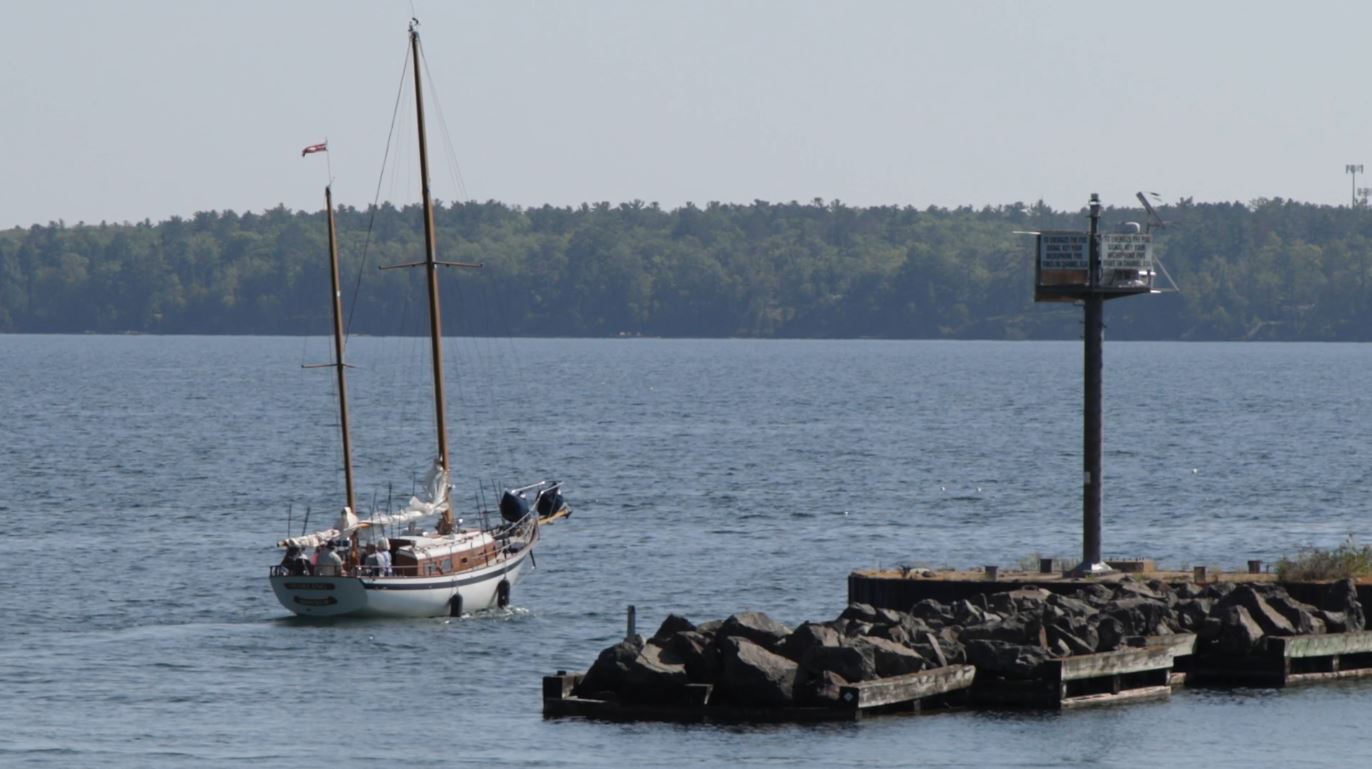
[1357,187,1372,207]
[1347,164,1364,207]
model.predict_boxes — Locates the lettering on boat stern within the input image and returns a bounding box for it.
[284,582,336,591]
[293,596,338,606]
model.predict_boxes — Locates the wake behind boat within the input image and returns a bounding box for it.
[268,20,570,618]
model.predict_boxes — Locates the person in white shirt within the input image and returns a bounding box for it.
[375,538,393,576]
[315,542,344,576]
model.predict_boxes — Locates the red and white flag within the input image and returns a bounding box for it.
[301,142,328,157]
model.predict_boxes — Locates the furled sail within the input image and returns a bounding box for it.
[275,462,450,549]
[402,458,450,518]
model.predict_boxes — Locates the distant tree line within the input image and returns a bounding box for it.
[3,197,1372,340]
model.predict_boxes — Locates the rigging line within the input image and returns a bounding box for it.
[417,43,470,202]
[345,41,415,341]
[474,283,524,475]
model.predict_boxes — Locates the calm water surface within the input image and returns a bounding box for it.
[2,336,1369,767]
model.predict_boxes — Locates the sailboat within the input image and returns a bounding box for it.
[268,21,570,618]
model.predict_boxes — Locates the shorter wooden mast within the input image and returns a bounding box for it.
[325,185,357,516]
[324,186,361,568]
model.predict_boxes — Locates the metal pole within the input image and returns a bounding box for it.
[1080,193,1106,573]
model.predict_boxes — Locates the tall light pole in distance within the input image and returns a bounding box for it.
[1347,164,1364,206]
[1358,187,1372,207]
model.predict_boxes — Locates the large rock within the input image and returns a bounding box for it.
[1146,580,1180,608]
[574,637,644,698]
[1202,582,1236,601]
[964,639,1049,679]
[1047,621,1097,656]
[1106,597,1172,636]
[1173,581,1205,600]
[868,613,933,646]
[666,630,720,684]
[1176,598,1214,632]
[986,591,1017,616]
[695,619,724,637]
[863,636,928,677]
[936,626,967,663]
[869,622,911,646]
[838,602,882,624]
[718,611,792,652]
[873,607,908,626]
[718,636,799,707]
[912,631,949,668]
[1319,609,1349,633]
[777,621,841,663]
[1215,604,1265,655]
[951,600,998,627]
[1047,592,1097,619]
[1266,594,1324,636]
[1324,579,1366,631]
[1006,586,1054,614]
[959,618,1047,647]
[1074,583,1117,608]
[1095,615,1125,652]
[799,641,877,683]
[1113,578,1166,602]
[910,598,955,627]
[1218,586,1297,637]
[795,669,848,706]
[651,613,696,641]
[622,642,690,703]
[841,620,875,639]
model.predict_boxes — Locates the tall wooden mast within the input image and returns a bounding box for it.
[325,186,358,517]
[378,20,482,534]
[411,20,455,533]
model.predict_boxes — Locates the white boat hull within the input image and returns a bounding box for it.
[270,543,536,618]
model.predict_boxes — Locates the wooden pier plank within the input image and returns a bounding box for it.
[1060,685,1171,710]
[839,665,976,709]
[1269,630,1372,658]
[1055,646,1174,682]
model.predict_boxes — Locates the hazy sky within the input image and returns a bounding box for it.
[4,0,1371,229]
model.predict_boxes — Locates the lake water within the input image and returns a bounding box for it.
[2,335,1369,768]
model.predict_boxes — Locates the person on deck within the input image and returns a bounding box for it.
[376,537,393,576]
[363,543,381,576]
[315,541,344,576]
[281,546,313,576]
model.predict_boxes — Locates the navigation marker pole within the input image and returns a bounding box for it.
[1082,195,1105,573]
[1029,193,1159,577]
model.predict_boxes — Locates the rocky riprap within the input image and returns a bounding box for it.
[571,577,1365,708]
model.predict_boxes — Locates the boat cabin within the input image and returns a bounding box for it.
[385,531,503,577]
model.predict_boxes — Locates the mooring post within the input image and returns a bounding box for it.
[1079,193,1107,574]
[625,604,637,640]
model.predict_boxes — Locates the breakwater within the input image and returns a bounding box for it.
[545,573,1371,721]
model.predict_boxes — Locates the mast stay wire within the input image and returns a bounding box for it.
[418,36,549,483]
[423,44,538,481]
[414,38,518,479]
[345,40,416,342]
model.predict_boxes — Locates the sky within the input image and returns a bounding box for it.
[4,0,1372,229]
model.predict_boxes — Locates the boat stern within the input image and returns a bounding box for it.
[269,573,369,617]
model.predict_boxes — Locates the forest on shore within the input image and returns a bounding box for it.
[3,196,1371,340]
